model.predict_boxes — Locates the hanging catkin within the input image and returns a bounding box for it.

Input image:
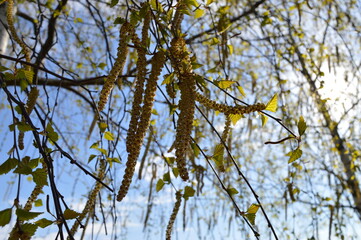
[126,6,151,152]
[117,51,166,202]
[165,191,182,240]
[18,87,39,150]
[170,37,196,181]
[6,0,31,70]
[69,158,106,238]
[98,22,131,112]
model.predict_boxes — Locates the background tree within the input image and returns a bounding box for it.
[0,0,360,239]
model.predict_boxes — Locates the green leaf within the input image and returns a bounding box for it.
[104,131,115,141]
[46,123,59,142]
[247,204,260,214]
[23,70,34,83]
[88,154,97,163]
[98,122,107,133]
[260,113,268,127]
[17,122,33,132]
[246,213,256,225]
[90,142,107,155]
[226,187,239,196]
[21,223,38,237]
[229,114,242,125]
[163,172,171,183]
[106,157,121,168]
[34,199,43,207]
[162,72,175,85]
[150,0,164,12]
[156,179,165,192]
[297,116,307,136]
[109,0,119,7]
[20,79,28,91]
[194,8,204,18]
[237,86,246,97]
[0,158,18,175]
[183,186,195,200]
[13,161,33,175]
[63,209,80,220]
[32,168,48,186]
[97,62,106,70]
[213,144,224,157]
[265,94,278,112]
[16,208,43,221]
[28,158,40,169]
[172,167,179,178]
[114,17,125,25]
[217,80,236,89]
[245,204,260,225]
[288,148,303,163]
[35,218,53,228]
[0,208,12,227]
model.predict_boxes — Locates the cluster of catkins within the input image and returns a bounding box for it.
[97,3,267,205]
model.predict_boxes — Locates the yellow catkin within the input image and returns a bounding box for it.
[222,114,231,142]
[97,22,131,112]
[165,191,182,240]
[6,0,31,70]
[216,114,232,172]
[18,87,39,150]
[170,37,195,181]
[171,1,186,33]
[166,83,176,99]
[195,92,266,115]
[69,158,106,238]
[126,8,151,152]
[117,51,166,202]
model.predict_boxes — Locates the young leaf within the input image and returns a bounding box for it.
[245,204,260,225]
[34,199,43,207]
[32,168,48,186]
[260,113,268,127]
[172,167,179,178]
[217,80,236,89]
[162,72,175,85]
[237,86,246,97]
[21,223,38,237]
[98,122,107,133]
[246,204,260,214]
[229,114,242,125]
[109,0,119,7]
[0,208,12,227]
[194,8,204,18]
[287,148,303,163]
[17,122,33,132]
[13,161,33,175]
[163,172,171,183]
[0,158,18,175]
[16,208,43,221]
[88,154,97,163]
[265,94,278,112]
[104,131,115,141]
[63,209,80,220]
[35,218,53,228]
[183,186,195,200]
[156,179,165,192]
[246,213,256,225]
[297,116,307,136]
[46,123,59,142]
[226,187,239,196]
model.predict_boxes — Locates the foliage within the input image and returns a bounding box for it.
[0,0,360,239]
